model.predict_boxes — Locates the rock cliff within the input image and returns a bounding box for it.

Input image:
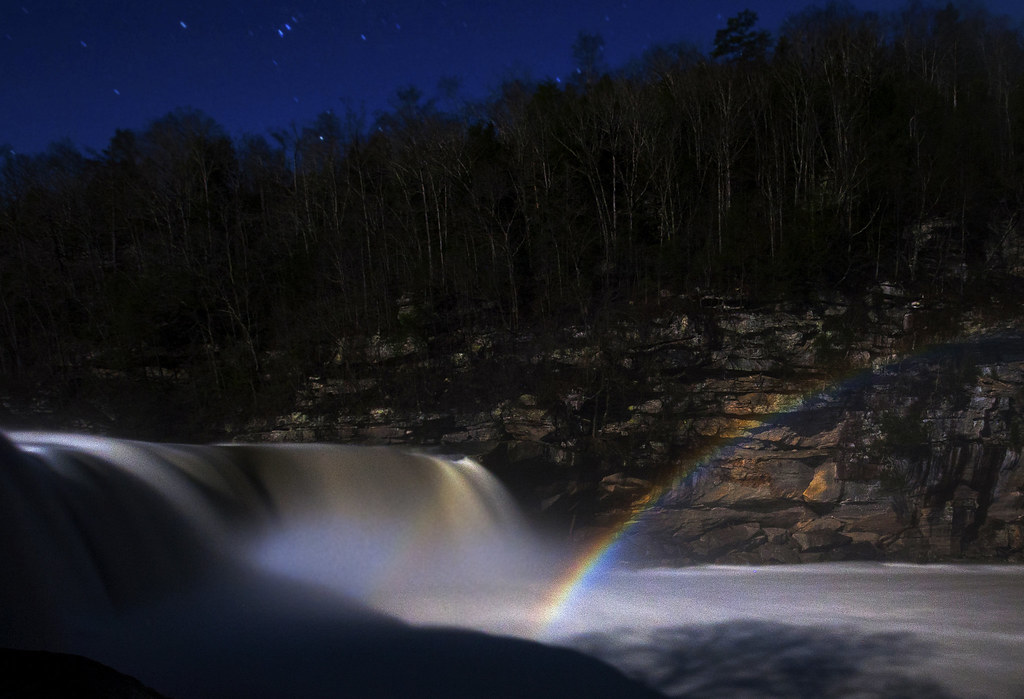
[236,287,1024,564]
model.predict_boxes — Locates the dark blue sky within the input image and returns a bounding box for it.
[3,1,1023,155]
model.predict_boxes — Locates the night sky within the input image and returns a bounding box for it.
[3,1,1023,156]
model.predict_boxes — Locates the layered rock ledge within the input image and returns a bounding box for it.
[233,289,1024,563]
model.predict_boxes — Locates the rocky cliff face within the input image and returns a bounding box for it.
[629,332,1024,565]
[237,287,1024,564]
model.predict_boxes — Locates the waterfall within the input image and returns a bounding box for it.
[0,432,525,633]
[1,431,651,699]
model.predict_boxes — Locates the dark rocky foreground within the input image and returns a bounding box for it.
[234,287,1024,565]
[0,649,167,698]
[0,632,662,699]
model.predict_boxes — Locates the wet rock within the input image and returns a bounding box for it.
[757,543,801,564]
[761,527,790,545]
[803,463,843,505]
[792,518,852,553]
[766,459,817,499]
[496,405,556,441]
[837,506,906,538]
[654,508,734,540]
[600,472,653,494]
[692,523,762,557]
[698,481,790,509]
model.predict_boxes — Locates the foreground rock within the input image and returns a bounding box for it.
[0,633,662,699]
[0,649,167,698]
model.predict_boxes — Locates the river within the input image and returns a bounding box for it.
[2,432,1022,697]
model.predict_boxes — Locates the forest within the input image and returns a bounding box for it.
[2,1,1024,435]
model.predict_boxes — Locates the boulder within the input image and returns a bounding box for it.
[692,523,762,557]
[757,542,801,564]
[792,517,852,553]
[803,466,842,505]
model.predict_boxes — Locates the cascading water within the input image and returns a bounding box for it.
[2,434,519,610]
[3,431,1024,698]
[0,432,654,698]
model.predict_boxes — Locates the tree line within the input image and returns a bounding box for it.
[2,1,1023,433]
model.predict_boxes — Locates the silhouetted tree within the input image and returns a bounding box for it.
[712,10,772,63]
